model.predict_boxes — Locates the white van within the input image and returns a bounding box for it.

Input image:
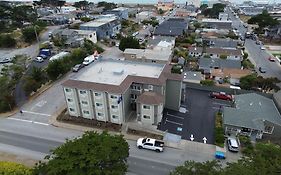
[82,55,95,66]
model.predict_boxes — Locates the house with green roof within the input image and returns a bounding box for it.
[223,93,281,140]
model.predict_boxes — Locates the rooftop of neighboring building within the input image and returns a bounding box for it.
[202,18,232,23]
[72,59,165,86]
[136,92,164,105]
[80,16,117,27]
[154,18,188,36]
[147,36,175,48]
[205,47,242,56]
[111,7,128,11]
[207,38,238,49]
[188,46,203,53]
[184,71,203,82]
[224,93,281,131]
[199,57,241,69]
[211,68,252,79]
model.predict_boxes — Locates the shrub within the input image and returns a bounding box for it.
[219,54,227,59]
[215,127,225,147]
[0,34,16,48]
[0,161,32,175]
[200,79,215,86]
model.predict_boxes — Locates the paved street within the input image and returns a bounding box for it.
[227,7,281,86]
[0,117,216,175]
[160,88,232,144]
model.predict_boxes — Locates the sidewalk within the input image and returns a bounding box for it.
[49,110,218,157]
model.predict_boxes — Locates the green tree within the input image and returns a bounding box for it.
[243,52,248,59]
[74,0,89,10]
[119,36,140,51]
[240,74,257,90]
[33,131,129,175]
[11,5,37,27]
[200,4,208,11]
[200,79,215,86]
[158,8,164,15]
[0,161,32,175]
[0,34,16,48]
[46,59,66,80]
[22,26,42,43]
[170,160,222,175]
[248,10,279,33]
[23,77,41,94]
[202,3,225,18]
[97,1,117,10]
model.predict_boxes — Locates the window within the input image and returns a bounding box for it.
[83,110,90,114]
[264,125,274,134]
[110,95,117,99]
[210,54,213,56]
[81,101,88,105]
[80,90,86,94]
[143,105,150,109]
[89,34,92,38]
[65,88,71,92]
[97,113,104,116]
[69,108,75,112]
[131,94,137,99]
[96,103,102,107]
[111,105,118,109]
[112,115,118,119]
[143,115,150,119]
[144,143,153,146]
[94,92,101,96]
[67,98,73,102]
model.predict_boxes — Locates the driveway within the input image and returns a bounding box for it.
[159,88,232,144]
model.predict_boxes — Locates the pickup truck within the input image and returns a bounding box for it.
[137,138,164,152]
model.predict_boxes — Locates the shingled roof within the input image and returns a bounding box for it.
[136,92,164,105]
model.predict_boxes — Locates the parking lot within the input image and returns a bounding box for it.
[159,87,233,144]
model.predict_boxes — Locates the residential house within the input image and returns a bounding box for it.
[154,18,188,37]
[53,29,97,47]
[223,93,281,139]
[211,68,252,85]
[157,0,174,11]
[59,6,77,14]
[62,59,183,126]
[219,12,228,21]
[136,11,154,22]
[203,38,239,49]
[80,16,121,40]
[183,71,204,84]
[204,48,242,61]
[103,7,129,20]
[265,24,281,39]
[202,18,232,30]
[188,47,203,57]
[39,13,75,25]
[147,36,175,49]
[239,5,264,16]
[199,57,241,76]
[123,40,173,64]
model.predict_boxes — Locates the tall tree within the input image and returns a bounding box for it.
[33,131,129,175]
[248,10,279,33]
[119,36,140,51]
[74,0,89,10]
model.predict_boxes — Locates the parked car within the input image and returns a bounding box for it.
[260,46,266,50]
[256,40,261,45]
[268,56,275,62]
[0,57,12,64]
[210,92,233,101]
[227,138,239,152]
[259,67,266,73]
[72,64,84,72]
[39,54,48,59]
[137,138,164,152]
[34,56,44,63]
[82,55,95,66]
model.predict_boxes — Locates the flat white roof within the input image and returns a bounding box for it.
[80,17,117,27]
[202,18,232,23]
[73,59,165,85]
[124,47,172,62]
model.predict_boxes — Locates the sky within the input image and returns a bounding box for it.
[5,0,281,4]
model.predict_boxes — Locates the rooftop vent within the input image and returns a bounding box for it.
[113,68,124,75]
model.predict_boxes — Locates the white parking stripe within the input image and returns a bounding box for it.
[165,119,183,126]
[167,112,184,119]
[7,118,50,126]
[22,110,51,117]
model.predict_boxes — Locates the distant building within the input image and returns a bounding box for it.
[39,13,75,25]
[239,5,265,16]
[188,46,203,57]
[103,7,129,20]
[218,12,228,21]
[80,16,121,40]
[202,18,232,30]
[186,0,201,8]
[123,42,173,64]
[154,18,188,37]
[204,47,242,61]
[136,11,154,22]
[203,38,239,49]
[157,0,174,11]
[59,6,77,14]
[62,59,183,126]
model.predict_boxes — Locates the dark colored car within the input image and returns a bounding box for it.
[0,57,12,64]
[268,57,275,62]
[72,64,84,72]
[210,92,233,101]
[259,67,266,73]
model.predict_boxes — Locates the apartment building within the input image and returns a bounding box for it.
[62,59,182,126]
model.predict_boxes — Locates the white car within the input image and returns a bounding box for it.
[137,138,164,152]
[260,46,266,50]
[34,56,44,63]
[227,138,239,152]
